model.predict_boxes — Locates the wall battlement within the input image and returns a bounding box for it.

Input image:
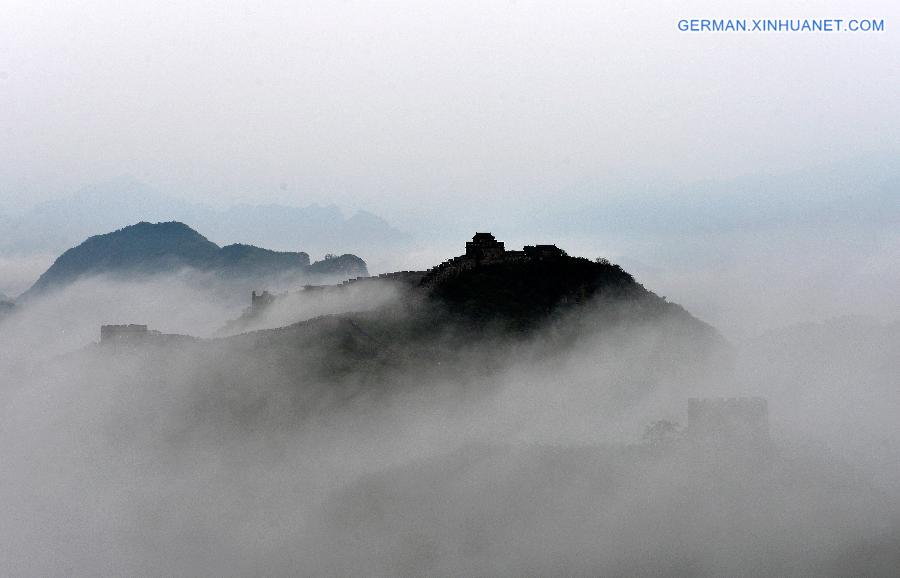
[340,270,426,287]
[99,324,190,346]
[422,233,561,286]
[248,233,564,309]
[100,324,150,343]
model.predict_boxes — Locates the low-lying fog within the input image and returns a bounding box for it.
[1,268,898,576]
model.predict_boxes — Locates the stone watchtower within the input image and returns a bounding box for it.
[251,290,275,310]
[465,233,505,261]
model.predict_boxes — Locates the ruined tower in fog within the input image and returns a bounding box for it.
[251,290,275,310]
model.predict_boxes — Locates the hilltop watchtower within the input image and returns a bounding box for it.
[465,233,505,261]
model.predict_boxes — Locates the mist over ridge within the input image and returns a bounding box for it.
[1,225,899,575]
[3,154,896,339]
[0,176,408,296]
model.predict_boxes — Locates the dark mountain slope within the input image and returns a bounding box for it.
[25,222,220,296]
[216,243,311,278]
[431,256,662,329]
[93,247,727,424]
[208,240,727,399]
[22,221,367,298]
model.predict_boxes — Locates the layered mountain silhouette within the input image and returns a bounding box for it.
[132,234,729,401]
[22,221,367,298]
[231,233,718,335]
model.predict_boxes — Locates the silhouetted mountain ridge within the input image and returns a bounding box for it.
[208,236,727,395]
[430,256,645,327]
[22,221,368,298]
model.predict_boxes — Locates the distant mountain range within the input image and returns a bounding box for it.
[0,176,410,260]
[21,221,367,299]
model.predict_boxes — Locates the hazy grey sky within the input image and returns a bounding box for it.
[1,0,897,214]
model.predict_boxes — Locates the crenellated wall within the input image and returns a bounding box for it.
[100,324,149,342]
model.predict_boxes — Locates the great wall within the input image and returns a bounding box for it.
[244,232,566,315]
[98,232,771,448]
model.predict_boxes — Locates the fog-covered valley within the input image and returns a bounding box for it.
[1,232,898,576]
[4,0,899,572]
